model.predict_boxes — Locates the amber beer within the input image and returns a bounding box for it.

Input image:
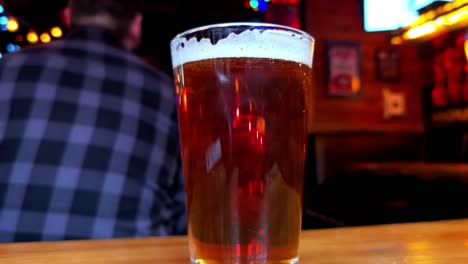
[171,23,314,263]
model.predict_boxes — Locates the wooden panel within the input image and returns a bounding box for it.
[304,0,424,133]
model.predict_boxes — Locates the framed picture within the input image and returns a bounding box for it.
[375,48,400,82]
[326,41,362,97]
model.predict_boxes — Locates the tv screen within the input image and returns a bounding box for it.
[363,0,452,32]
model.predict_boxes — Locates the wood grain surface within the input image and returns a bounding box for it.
[1,219,467,263]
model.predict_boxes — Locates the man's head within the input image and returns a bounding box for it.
[63,0,143,50]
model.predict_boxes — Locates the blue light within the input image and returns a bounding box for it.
[15,45,20,51]
[258,0,268,12]
[0,53,3,59]
[364,0,418,32]
[364,0,454,32]
[6,43,15,53]
[0,5,4,13]
[0,16,8,26]
[0,24,7,31]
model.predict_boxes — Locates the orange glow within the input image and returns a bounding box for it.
[50,26,63,38]
[391,36,403,45]
[176,73,181,84]
[40,33,51,43]
[405,22,436,39]
[183,93,188,112]
[7,19,18,32]
[26,31,39,44]
[406,241,431,251]
[446,6,468,25]
[235,78,239,93]
[398,2,468,42]
[352,76,360,92]
[256,117,265,134]
[464,40,468,61]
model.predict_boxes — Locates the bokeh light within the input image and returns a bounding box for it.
[7,19,19,32]
[6,43,15,52]
[40,33,51,43]
[258,1,268,12]
[0,16,8,26]
[51,26,63,38]
[250,0,259,9]
[27,31,39,44]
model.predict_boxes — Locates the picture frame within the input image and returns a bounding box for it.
[375,47,400,82]
[325,41,362,97]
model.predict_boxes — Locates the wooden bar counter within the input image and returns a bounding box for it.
[1,219,467,263]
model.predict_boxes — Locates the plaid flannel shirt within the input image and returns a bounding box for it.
[0,26,186,242]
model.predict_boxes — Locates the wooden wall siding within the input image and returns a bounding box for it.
[304,0,424,134]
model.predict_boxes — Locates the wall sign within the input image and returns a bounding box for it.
[326,41,361,97]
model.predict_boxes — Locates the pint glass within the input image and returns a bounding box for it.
[170,23,314,263]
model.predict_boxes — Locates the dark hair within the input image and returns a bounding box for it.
[70,0,142,37]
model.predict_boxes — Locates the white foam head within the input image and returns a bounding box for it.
[170,23,314,69]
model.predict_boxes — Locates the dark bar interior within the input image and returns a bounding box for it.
[0,0,467,249]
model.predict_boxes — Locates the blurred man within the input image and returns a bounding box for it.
[0,0,186,242]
